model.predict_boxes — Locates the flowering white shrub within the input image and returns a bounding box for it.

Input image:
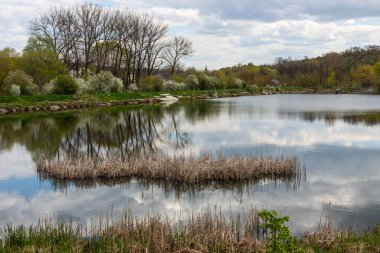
[88,71,124,93]
[75,78,91,94]
[42,80,54,95]
[10,84,21,96]
[4,70,38,95]
[164,81,186,91]
[186,74,199,89]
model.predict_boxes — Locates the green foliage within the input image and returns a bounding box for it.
[258,210,303,253]
[53,74,78,95]
[197,74,225,90]
[373,61,380,76]
[185,74,199,89]
[88,71,124,93]
[171,73,186,83]
[21,37,67,88]
[0,48,18,94]
[3,69,38,95]
[228,77,243,88]
[351,64,376,89]
[326,70,336,88]
[140,75,164,91]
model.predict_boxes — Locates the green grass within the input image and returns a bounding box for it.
[0,89,251,108]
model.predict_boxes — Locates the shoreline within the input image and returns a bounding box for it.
[0,88,378,116]
[1,208,379,252]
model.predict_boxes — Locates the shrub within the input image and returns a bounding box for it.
[88,71,124,93]
[163,80,186,91]
[139,75,163,91]
[75,78,91,94]
[258,210,301,252]
[10,84,21,96]
[229,78,243,88]
[186,74,199,89]
[3,69,38,95]
[42,80,54,95]
[197,74,224,90]
[52,74,78,95]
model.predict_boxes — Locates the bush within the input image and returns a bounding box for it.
[88,71,124,93]
[52,74,78,95]
[197,74,224,90]
[229,78,243,88]
[10,84,21,96]
[3,69,38,95]
[258,210,301,252]
[42,80,54,95]
[163,81,186,91]
[75,78,91,94]
[139,75,163,91]
[186,74,199,89]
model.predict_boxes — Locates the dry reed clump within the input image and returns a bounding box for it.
[96,209,265,252]
[37,153,299,183]
[303,226,343,250]
[1,209,265,252]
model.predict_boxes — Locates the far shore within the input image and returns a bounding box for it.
[0,87,378,116]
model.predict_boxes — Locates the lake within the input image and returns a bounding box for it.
[1,94,380,234]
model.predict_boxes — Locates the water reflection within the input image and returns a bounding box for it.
[1,95,380,232]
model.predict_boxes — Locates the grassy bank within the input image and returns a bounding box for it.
[0,88,250,113]
[1,209,380,252]
[37,153,299,183]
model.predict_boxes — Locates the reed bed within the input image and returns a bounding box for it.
[37,153,299,183]
[1,209,265,252]
[2,209,380,252]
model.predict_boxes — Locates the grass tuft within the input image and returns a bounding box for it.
[37,152,300,183]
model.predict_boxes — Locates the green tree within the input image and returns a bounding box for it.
[351,64,376,89]
[326,70,336,88]
[0,48,18,95]
[259,210,303,253]
[21,37,67,90]
[372,61,380,76]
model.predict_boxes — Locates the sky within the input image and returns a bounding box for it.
[1,0,380,69]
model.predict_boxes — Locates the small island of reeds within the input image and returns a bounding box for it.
[37,153,299,183]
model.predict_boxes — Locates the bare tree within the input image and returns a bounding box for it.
[162,36,194,75]
[30,4,192,87]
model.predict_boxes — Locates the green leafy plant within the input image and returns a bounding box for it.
[52,74,78,95]
[258,210,303,252]
[4,69,38,95]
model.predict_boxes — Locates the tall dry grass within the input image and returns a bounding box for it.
[37,152,300,183]
[1,208,265,252]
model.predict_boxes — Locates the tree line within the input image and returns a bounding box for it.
[203,45,380,92]
[0,3,193,95]
[31,3,193,87]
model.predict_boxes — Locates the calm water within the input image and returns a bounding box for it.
[1,94,380,233]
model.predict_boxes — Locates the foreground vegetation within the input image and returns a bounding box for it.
[37,153,299,183]
[1,209,380,252]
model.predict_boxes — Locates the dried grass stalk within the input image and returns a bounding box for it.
[37,153,299,183]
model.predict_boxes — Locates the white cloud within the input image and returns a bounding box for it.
[0,145,34,180]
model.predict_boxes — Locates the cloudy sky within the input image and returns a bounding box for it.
[1,0,380,69]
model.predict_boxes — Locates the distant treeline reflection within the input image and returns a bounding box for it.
[279,111,380,126]
[0,100,223,161]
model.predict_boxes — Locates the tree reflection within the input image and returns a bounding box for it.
[0,104,196,161]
